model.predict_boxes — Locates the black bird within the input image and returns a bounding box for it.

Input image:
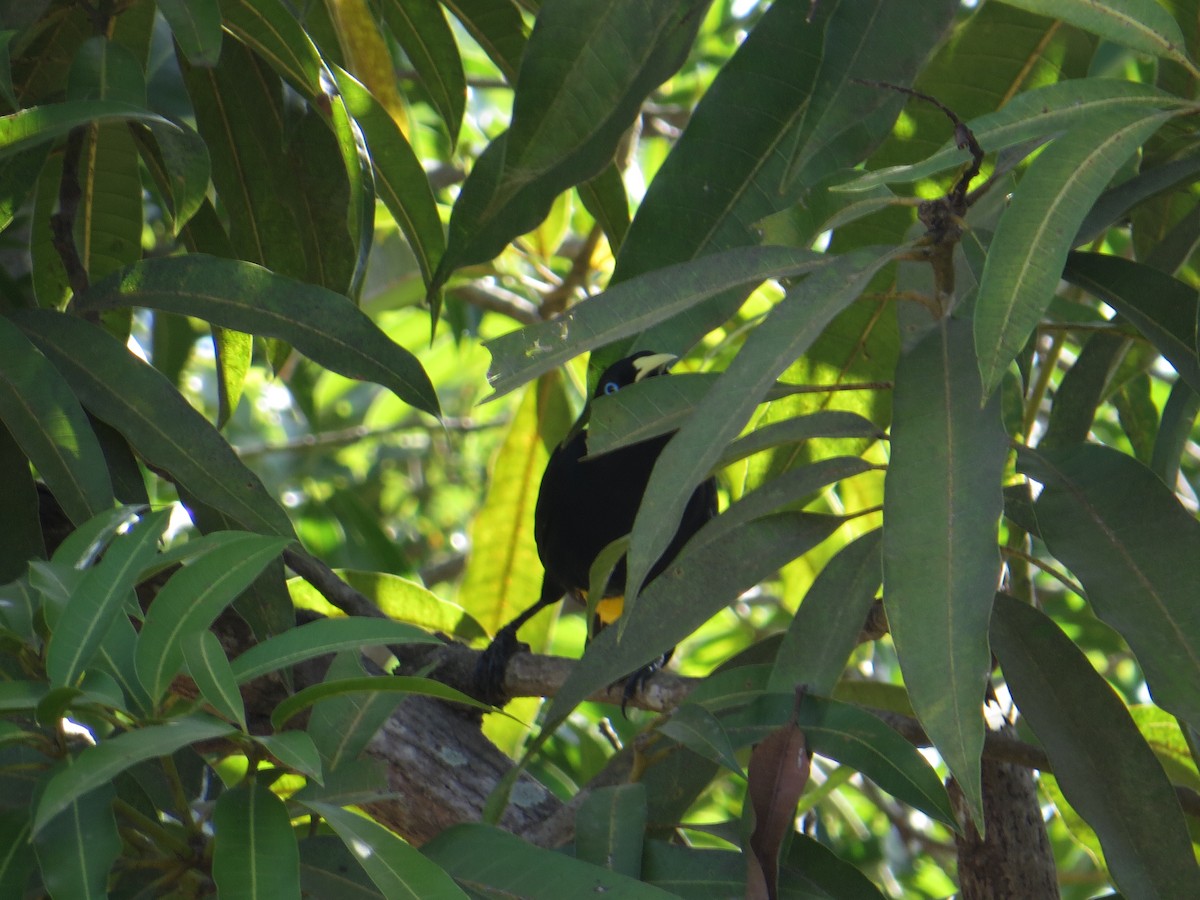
[475,351,719,709]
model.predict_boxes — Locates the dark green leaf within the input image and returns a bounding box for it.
[1018,443,1200,729]
[380,0,464,146]
[229,616,438,684]
[158,0,222,66]
[623,246,901,605]
[575,784,647,877]
[992,593,1200,898]
[974,107,1172,394]
[33,716,234,833]
[484,246,827,400]
[183,630,247,729]
[212,780,302,900]
[78,254,439,415]
[882,317,1008,829]
[14,310,296,537]
[0,317,113,525]
[770,529,882,695]
[1064,252,1200,394]
[33,783,120,900]
[422,823,678,899]
[306,802,468,898]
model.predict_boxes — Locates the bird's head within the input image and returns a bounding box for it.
[593,351,677,399]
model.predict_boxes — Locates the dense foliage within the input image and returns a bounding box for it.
[1,0,1199,896]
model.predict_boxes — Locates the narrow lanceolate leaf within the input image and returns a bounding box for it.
[33,716,234,833]
[46,509,169,689]
[1063,252,1200,394]
[770,529,882,695]
[1017,444,1200,730]
[439,0,526,82]
[974,107,1172,395]
[546,513,843,728]
[459,379,569,636]
[333,67,445,289]
[229,616,437,684]
[483,245,827,400]
[136,533,291,703]
[307,802,469,899]
[992,594,1200,898]
[157,0,222,66]
[623,246,901,607]
[212,781,301,900]
[0,318,112,525]
[32,784,120,900]
[182,630,247,730]
[575,785,648,878]
[431,0,705,297]
[217,0,323,96]
[14,310,295,538]
[421,823,679,900]
[78,254,439,415]
[610,0,956,358]
[380,0,465,146]
[882,317,1008,831]
[0,100,173,158]
[995,0,1197,72]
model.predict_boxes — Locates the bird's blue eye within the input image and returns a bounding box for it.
[602,381,620,395]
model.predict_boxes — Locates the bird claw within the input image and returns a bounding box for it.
[617,652,671,717]
[474,627,524,707]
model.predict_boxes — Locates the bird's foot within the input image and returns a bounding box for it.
[474,626,525,707]
[617,650,674,716]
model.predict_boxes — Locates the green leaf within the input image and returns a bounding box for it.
[659,705,744,776]
[287,570,483,642]
[623,246,901,606]
[0,317,113,526]
[0,100,172,158]
[440,0,526,82]
[253,731,324,782]
[333,66,445,290]
[882,317,1008,830]
[136,532,291,703]
[546,513,842,727]
[277,673,488,732]
[483,245,827,400]
[229,616,438,684]
[132,121,211,236]
[1063,252,1200,394]
[574,784,647,877]
[991,594,1200,898]
[46,508,168,688]
[995,0,1197,70]
[421,823,679,899]
[14,310,296,538]
[217,0,324,95]
[432,0,705,296]
[611,0,956,355]
[1017,443,1200,730]
[67,35,146,105]
[305,802,468,899]
[33,716,234,833]
[0,810,35,899]
[770,529,882,695]
[380,0,465,146]
[158,0,222,66]
[212,780,302,900]
[974,107,1172,394]
[79,254,439,415]
[33,783,120,900]
[183,630,247,729]
[725,694,957,829]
